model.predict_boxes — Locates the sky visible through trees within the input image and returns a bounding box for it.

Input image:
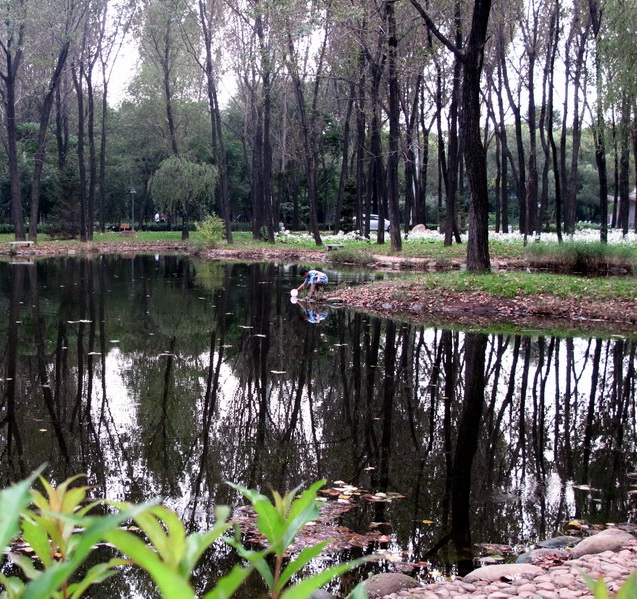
[0,0,636,268]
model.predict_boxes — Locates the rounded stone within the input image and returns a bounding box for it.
[364,573,421,598]
[570,528,636,559]
[462,563,544,583]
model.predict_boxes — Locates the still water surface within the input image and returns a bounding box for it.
[1,255,636,595]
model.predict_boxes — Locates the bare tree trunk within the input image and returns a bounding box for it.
[589,0,608,242]
[29,41,71,241]
[385,0,402,251]
[0,18,26,240]
[462,0,492,271]
[72,63,88,241]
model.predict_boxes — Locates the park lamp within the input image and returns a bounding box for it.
[129,188,136,231]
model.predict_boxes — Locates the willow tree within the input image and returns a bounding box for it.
[149,156,218,239]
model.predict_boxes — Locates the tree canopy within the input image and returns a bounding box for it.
[0,0,635,266]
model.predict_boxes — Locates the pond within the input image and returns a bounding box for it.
[1,255,636,597]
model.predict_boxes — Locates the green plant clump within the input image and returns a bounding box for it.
[196,214,226,248]
[326,247,375,267]
[0,473,367,599]
[526,241,637,274]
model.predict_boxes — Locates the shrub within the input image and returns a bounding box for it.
[196,213,226,248]
[0,473,367,599]
[327,247,375,267]
[526,241,637,275]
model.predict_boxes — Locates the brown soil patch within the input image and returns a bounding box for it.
[326,279,637,335]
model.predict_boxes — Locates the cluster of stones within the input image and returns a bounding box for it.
[364,528,637,599]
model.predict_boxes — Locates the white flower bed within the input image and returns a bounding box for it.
[276,227,637,246]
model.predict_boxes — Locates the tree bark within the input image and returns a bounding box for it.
[29,41,71,241]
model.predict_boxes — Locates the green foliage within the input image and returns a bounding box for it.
[526,241,637,274]
[583,571,637,599]
[228,480,367,599]
[150,157,218,223]
[196,214,226,248]
[326,247,375,267]
[0,474,365,599]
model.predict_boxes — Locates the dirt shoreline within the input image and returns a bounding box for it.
[3,241,636,335]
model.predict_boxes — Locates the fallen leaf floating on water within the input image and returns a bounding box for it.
[421,520,435,525]
[573,484,600,491]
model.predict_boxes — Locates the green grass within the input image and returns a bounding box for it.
[396,271,637,301]
[526,241,637,273]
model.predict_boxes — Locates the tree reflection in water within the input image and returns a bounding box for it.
[0,256,636,594]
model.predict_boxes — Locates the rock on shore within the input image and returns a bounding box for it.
[373,536,637,599]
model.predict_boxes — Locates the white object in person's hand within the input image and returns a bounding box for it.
[290,289,298,297]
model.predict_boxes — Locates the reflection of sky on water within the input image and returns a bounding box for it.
[1,256,636,591]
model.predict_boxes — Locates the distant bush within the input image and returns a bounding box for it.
[526,241,637,275]
[327,247,375,267]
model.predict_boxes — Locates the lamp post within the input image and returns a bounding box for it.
[129,188,136,231]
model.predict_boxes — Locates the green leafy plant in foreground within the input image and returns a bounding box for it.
[0,474,366,599]
[0,474,148,599]
[228,479,367,599]
[583,570,637,599]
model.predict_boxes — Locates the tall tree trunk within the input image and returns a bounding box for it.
[197,0,233,242]
[335,82,355,233]
[29,41,71,241]
[385,0,402,251]
[0,21,26,240]
[588,0,608,243]
[286,28,322,246]
[564,22,589,234]
[462,0,492,271]
[86,71,96,241]
[72,63,88,241]
[618,95,631,235]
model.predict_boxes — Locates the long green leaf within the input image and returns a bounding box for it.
[276,542,329,591]
[67,559,128,599]
[280,558,368,599]
[21,502,155,599]
[202,563,254,599]
[180,507,231,576]
[106,528,195,599]
[252,498,284,547]
[0,469,42,551]
[21,515,53,567]
[281,481,324,547]
[226,539,274,591]
[348,581,369,599]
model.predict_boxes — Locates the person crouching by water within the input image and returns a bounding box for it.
[296,267,328,298]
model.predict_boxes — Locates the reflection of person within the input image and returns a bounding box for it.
[290,295,329,324]
[303,308,328,324]
[296,267,328,297]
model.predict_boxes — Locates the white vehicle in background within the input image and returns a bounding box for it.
[360,214,391,232]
